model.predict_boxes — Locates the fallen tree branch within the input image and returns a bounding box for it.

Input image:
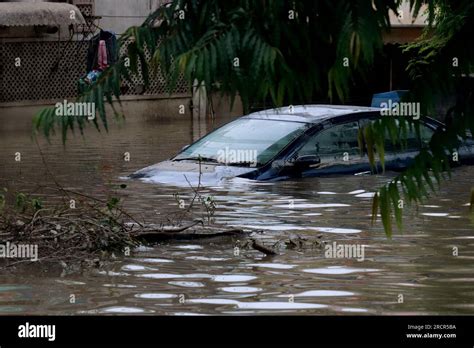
[250,239,278,256]
[133,227,247,242]
[133,220,204,234]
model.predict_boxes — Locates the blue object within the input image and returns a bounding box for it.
[86,70,102,83]
[371,90,408,108]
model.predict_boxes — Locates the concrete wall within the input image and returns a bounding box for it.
[0,0,243,123]
[0,94,192,132]
[95,0,166,35]
[0,93,243,141]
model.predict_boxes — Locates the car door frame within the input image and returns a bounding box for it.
[274,112,442,179]
[259,112,379,180]
[298,112,378,177]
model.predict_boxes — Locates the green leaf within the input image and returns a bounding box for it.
[388,182,403,232]
[371,192,379,225]
[364,125,376,171]
[379,187,392,238]
[470,188,474,213]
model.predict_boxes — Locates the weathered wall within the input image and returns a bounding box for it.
[0,94,192,132]
[94,0,167,35]
[0,41,89,103]
[0,0,242,122]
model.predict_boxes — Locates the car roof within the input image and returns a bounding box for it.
[243,105,381,123]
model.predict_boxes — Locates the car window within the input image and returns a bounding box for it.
[298,121,361,162]
[174,118,308,166]
[384,122,434,153]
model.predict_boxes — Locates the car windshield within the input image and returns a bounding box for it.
[174,118,308,167]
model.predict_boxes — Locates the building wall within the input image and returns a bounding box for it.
[0,0,241,119]
[0,39,190,104]
[95,0,167,35]
[388,2,428,26]
[0,94,192,132]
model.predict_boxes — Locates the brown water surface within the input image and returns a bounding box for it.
[0,112,473,315]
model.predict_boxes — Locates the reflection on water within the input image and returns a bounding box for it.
[0,112,473,315]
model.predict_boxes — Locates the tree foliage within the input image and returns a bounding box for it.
[33,0,474,236]
[34,0,402,139]
[365,0,474,236]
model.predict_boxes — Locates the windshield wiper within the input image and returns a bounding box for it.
[173,157,220,163]
[225,161,260,167]
[174,157,259,167]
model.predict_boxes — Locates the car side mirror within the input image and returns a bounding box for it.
[294,155,321,169]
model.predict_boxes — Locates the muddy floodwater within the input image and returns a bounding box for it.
[0,112,473,315]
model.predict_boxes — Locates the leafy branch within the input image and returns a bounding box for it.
[33,0,402,142]
[366,0,474,236]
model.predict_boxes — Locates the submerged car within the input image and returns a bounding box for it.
[130,105,474,184]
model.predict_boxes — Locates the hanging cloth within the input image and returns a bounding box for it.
[86,30,117,72]
[98,40,108,70]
